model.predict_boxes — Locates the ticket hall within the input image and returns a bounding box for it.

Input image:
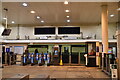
[0,0,120,80]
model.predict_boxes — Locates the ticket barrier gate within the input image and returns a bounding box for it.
[22,54,27,66]
[38,53,44,66]
[35,53,39,64]
[7,52,16,65]
[22,53,51,66]
[31,53,45,66]
[31,53,35,66]
[37,53,45,66]
[44,53,51,66]
[28,53,31,64]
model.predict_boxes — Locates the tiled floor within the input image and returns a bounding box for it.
[2,65,110,79]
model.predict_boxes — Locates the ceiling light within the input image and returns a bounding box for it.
[110,14,114,17]
[117,8,120,11]
[22,3,28,7]
[41,20,44,23]
[11,21,15,24]
[67,20,70,22]
[3,18,7,20]
[66,16,70,18]
[36,16,40,19]
[30,11,35,14]
[64,1,69,4]
[65,10,70,12]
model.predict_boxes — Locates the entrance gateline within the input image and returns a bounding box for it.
[27,43,87,66]
[2,42,117,67]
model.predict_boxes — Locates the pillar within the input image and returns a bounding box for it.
[96,42,100,66]
[101,5,108,53]
[101,5,108,70]
[0,0,2,80]
[117,2,120,80]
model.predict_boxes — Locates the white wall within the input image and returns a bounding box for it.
[0,25,5,39]
[7,23,117,40]
[0,0,4,40]
[80,23,117,39]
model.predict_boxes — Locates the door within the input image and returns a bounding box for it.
[71,52,79,64]
[71,45,86,65]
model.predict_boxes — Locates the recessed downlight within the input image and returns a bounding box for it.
[64,1,69,4]
[110,14,114,17]
[67,20,70,22]
[65,10,70,12]
[36,16,40,19]
[22,3,28,7]
[66,16,70,18]
[11,21,15,24]
[41,20,44,23]
[117,8,120,11]
[30,10,35,14]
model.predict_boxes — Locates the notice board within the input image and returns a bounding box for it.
[14,46,24,54]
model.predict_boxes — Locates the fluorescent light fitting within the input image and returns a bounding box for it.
[110,14,114,17]
[65,10,70,12]
[64,1,69,4]
[67,20,70,22]
[11,21,15,24]
[30,11,35,13]
[66,16,70,18]
[36,16,40,19]
[22,3,28,7]
[117,8,120,11]
[41,20,44,23]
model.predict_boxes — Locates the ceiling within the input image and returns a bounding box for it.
[2,2,119,26]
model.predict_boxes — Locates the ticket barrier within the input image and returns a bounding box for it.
[38,53,43,66]
[22,54,27,66]
[6,52,17,65]
[31,53,35,66]
[28,53,31,64]
[44,53,51,66]
[35,53,44,66]
[35,53,39,64]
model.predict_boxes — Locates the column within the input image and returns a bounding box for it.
[102,5,108,53]
[101,5,108,70]
[0,0,2,80]
[96,42,100,66]
[117,1,120,80]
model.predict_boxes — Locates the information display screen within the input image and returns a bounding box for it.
[2,29,11,36]
[34,27,55,35]
[58,27,80,34]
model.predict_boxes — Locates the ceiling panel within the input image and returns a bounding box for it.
[2,2,118,26]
